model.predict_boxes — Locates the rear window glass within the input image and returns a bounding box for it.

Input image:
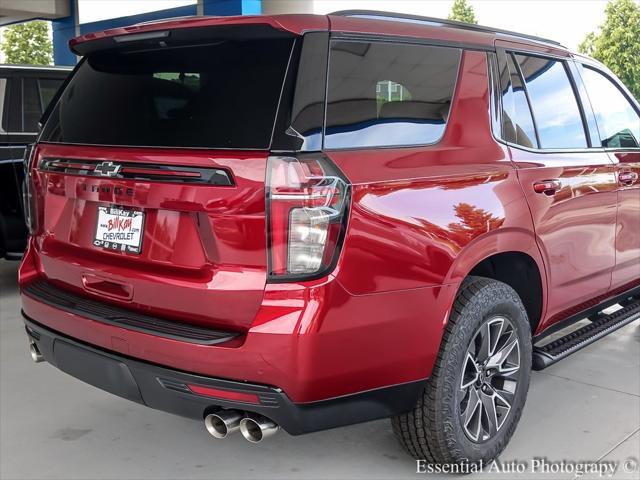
[325,41,461,149]
[41,37,294,149]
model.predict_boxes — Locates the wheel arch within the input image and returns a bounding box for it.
[444,229,548,333]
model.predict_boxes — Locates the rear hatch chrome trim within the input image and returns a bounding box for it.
[40,158,234,186]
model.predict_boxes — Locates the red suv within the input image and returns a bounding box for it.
[19,10,640,463]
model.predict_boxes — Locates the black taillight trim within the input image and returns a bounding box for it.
[21,144,37,235]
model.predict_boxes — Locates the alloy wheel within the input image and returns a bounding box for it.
[459,316,521,443]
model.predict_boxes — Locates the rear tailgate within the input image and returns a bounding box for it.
[31,143,268,331]
[26,24,298,332]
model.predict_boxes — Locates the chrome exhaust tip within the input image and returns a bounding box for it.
[239,415,279,443]
[29,342,44,363]
[204,410,243,439]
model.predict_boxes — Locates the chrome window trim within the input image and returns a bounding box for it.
[0,78,6,134]
[0,65,72,72]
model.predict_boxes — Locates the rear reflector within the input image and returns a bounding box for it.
[187,385,260,404]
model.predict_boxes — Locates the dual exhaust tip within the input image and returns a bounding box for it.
[204,410,278,443]
[29,342,44,363]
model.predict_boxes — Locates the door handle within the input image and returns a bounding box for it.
[618,171,638,186]
[533,179,561,196]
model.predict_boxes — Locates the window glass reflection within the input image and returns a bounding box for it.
[325,41,461,149]
[581,67,640,148]
[515,54,587,149]
[507,54,538,148]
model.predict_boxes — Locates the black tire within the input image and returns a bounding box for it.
[392,276,532,464]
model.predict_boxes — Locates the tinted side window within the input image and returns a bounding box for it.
[325,41,461,149]
[38,78,65,112]
[286,32,328,151]
[514,54,587,149]
[1,77,21,132]
[581,67,640,148]
[505,54,538,148]
[0,76,62,133]
[23,78,42,132]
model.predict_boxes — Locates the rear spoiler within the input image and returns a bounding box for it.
[69,14,328,56]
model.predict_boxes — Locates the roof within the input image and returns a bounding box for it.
[68,11,570,57]
[69,14,328,55]
[330,10,565,48]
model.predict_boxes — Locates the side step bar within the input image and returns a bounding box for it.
[533,294,640,370]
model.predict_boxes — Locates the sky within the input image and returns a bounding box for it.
[73,0,619,50]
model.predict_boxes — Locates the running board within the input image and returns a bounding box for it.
[533,295,640,370]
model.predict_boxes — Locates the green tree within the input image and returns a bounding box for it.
[0,21,53,65]
[579,0,640,100]
[448,0,478,24]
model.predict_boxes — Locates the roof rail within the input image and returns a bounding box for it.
[329,10,565,48]
[0,64,73,71]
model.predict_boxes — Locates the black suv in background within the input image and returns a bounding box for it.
[0,65,69,259]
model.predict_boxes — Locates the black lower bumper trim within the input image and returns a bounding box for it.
[23,314,425,435]
[22,280,238,345]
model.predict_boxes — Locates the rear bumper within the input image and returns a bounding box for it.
[20,237,459,405]
[23,315,424,435]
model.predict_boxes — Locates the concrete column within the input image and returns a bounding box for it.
[51,0,79,66]
[261,0,314,15]
[0,0,70,26]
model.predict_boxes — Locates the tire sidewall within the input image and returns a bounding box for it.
[438,281,532,464]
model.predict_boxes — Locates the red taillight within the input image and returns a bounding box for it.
[266,155,350,281]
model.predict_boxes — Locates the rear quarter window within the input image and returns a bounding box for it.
[325,41,461,149]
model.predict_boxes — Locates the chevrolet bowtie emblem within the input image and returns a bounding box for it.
[93,161,122,177]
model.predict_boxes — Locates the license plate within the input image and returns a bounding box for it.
[94,206,144,254]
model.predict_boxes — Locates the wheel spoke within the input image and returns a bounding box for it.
[486,333,520,376]
[460,352,480,389]
[460,386,482,442]
[480,389,499,439]
[487,317,505,357]
[493,389,512,431]
[476,322,492,362]
[493,378,517,405]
